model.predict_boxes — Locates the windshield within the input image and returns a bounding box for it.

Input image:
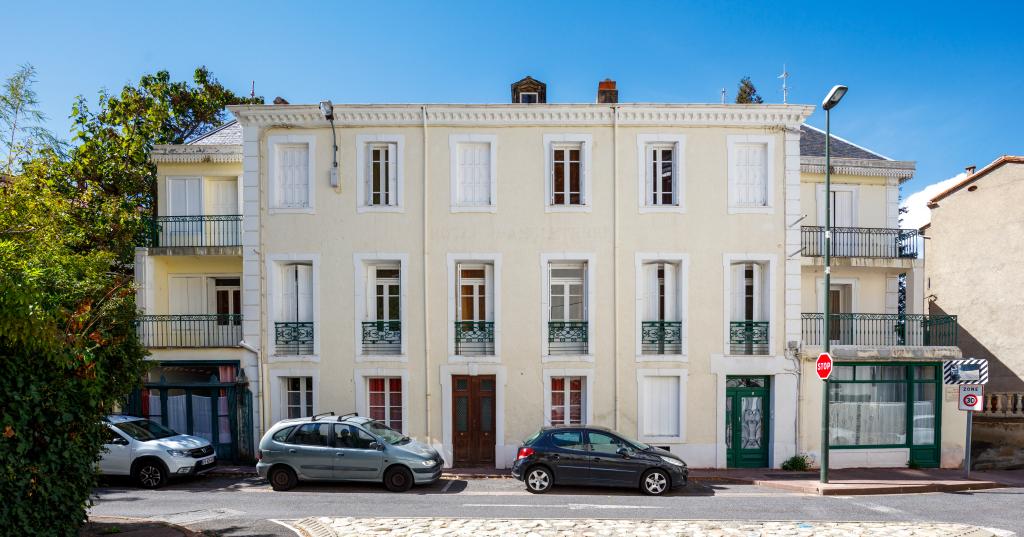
[620,434,650,451]
[363,420,409,445]
[114,419,177,441]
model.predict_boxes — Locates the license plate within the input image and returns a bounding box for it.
[200,456,215,466]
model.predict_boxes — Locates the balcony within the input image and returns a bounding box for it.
[143,215,242,248]
[362,320,401,355]
[548,321,588,355]
[729,321,769,355]
[801,226,919,259]
[275,321,314,355]
[454,321,495,356]
[801,313,958,347]
[136,315,241,348]
[641,321,682,355]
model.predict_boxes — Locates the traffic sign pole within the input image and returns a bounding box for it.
[965,410,973,479]
[821,101,833,485]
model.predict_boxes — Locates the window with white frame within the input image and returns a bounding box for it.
[640,262,682,355]
[644,143,678,206]
[550,143,583,206]
[519,92,539,104]
[274,144,310,208]
[363,264,402,355]
[455,263,494,356]
[729,262,769,355]
[367,143,398,207]
[285,377,313,419]
[276,264,314,355]
[729,142,768,208]
[455,142,492,206]
[367,377,402,432]
[548,263,587,355]
[639,375,680,437]
[550,376,585,425]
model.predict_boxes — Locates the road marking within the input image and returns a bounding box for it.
[463,503,662,510]
[844,499,904,515]
[269,519,304,537]
[441,480,454,493]
[154,508,246,525]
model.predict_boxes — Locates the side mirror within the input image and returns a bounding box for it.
[109,437,129,446]
[616,446,631,458]
[369,441,384,451]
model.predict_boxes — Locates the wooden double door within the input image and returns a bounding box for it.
[452,375,496,466]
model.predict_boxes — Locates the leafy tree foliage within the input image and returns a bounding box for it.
[0,65,259,534]
[0,64,62,175]
[734,76,764,104]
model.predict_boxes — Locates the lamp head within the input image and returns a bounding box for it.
[319,100,334,120]
[821,85,848,111]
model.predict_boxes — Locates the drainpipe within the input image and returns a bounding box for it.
[256,122,270,434]
[612,104,620,430]
[421,105,431,445]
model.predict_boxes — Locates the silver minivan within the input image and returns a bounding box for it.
[256,413,442,492]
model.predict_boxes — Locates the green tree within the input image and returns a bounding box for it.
[735,76,764,104]
[0,64,61,175]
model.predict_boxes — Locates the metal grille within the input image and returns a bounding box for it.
[548,321,588,355]
[143,215,242,247]
[801,313,957,346]
[136,315,242,348]
[801,226,919,259]
[362,320,402,355]
[729,321,769,355]
[641,321,683,355]
[454,321,495,356]
[275,321,314,355]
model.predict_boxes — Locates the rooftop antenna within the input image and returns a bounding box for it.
[250,80,255,100]
[778,64,790,104]
[720,87,726,104]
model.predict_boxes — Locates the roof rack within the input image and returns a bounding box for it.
[311,411,336,421]
[336,412,358,421]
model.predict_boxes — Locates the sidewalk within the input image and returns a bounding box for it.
[688,467,1010,495]
[81,516,202,537]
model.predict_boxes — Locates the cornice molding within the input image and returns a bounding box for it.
[801,156,915,181]
[228,103,815,128]
[150,144,243,164]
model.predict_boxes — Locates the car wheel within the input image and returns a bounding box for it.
[525,466,552,494]
[134,460,167,489]
[384,466,414,492]
[641,469,670,496]
[269,466,298,491]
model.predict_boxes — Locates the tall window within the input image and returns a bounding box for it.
[645,144,676,206]
[639,375,681,438]
[275,144,309,208]
[456,143,492,206]
[729,262,768,355]
[549,264,585,322]
[285,377,313,419]
[551,143,583,206]
[828,365,939,449]
[373,266,400,321]
[367,143,397,207]
[730,142,768,207]
[281,264,313,323]
[214,278,241,325]
[641,262,682,355]
[550,376,585,425]
[368,377,402,432]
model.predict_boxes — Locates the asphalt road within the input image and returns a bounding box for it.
[89,475,1023,536]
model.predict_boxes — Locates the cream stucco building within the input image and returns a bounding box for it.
[131,78,965,469]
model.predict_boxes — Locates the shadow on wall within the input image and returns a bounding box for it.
[929,302,1024,392]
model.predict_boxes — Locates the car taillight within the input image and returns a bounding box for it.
[516,447,534,460]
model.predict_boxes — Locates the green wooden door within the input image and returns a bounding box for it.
[909,365,941,468]
[726,376,770,468]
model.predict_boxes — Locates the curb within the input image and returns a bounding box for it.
[87,515,205,537]
[755,479,1005,496]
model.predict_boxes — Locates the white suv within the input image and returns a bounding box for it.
[100,415,217,488]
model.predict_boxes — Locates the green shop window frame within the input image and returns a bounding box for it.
[828,362,941,468]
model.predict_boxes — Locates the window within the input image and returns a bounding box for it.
[285,377,313,419]
[640,262,682,355]
[551,143,583,206]
[519,92,539,104]
[367,143,397,207]
[277,264,314,355]
[550,376,585,425]
[587,431,625,454]
[275,143,310,208]
[372,266,401,322]
[643,142,682,207]
[549,430,585,449]
[214,278,241,326]
[828,364,939,448]
[334,424,377,449]
[639,375,681,438]
[729,262,769,355]
[549,264,585,322]
[367,377,403,432]
[291,422,330,446]
[728,137,773,211]
[272,426,296,442]
[455,142,492,206]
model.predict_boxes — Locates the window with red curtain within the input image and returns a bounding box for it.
[550,376,584,425]
[368,377,403,432]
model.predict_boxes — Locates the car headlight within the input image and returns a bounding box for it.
[659,455,685,467]
[167,449,190,457]
[420,459,437,467]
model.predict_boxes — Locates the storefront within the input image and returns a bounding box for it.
[828,362,941,468]
[126,361,254,462]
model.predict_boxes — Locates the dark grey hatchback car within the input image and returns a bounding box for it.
[511,426,688,495]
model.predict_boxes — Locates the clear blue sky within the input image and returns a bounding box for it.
[5,0,1023,195]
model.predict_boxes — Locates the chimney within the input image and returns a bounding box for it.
[273,96,289,105]
[965,165,976,175]
[597,79,618,104]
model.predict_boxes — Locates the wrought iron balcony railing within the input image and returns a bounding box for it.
[801,226,919,259]
[275,321,314,355]
[801,313,957,347]
[548,321,588,355]
[362,320,402,355]
[729,321,769,355]
[641,321,683,355]
[136,314,242,348]
[454,321,495,356]
[143,215,242,248]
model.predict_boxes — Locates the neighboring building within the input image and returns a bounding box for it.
[926,156,1024,468]
[132,77,965,469]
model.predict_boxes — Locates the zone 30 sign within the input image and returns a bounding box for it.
[959,385,984,412]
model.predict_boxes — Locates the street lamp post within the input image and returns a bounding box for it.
[820,84,848,484]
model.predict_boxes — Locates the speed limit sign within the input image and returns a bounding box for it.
[959,385,983,411]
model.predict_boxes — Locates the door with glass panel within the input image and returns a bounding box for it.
[725,376,770,468]
[641,262,680,355]
[211,278,241,346]
[166,177,202,246]
[729,263,768,355]
[204,178,239,246]
[365,266,401,354]
[168,276,206,346]
[909,365,940,468]
[456,265,493,355]
[452,375,496,466]
[549,264,586,354]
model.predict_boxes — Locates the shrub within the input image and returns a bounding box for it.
[781,454,812,471]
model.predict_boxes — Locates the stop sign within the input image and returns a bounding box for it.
[816,352,834,380]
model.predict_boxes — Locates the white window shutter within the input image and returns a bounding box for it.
[297,265,313,322]
[663,263,678,321]
[484,264,494,321]
[752,263,765,321]
[169,277,204,315]
[730,264,746,322]
[643,263,659,321]
[281,265,298,321]
[366,266,377,321]
[387,145,398,206]
[645,146,655,206]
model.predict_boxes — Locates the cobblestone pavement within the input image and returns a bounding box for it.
[287,517,999,537]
